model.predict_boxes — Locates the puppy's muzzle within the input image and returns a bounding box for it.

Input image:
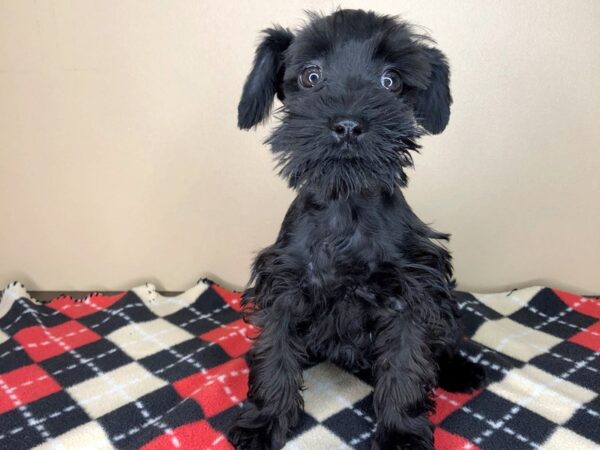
[331,118,365,143]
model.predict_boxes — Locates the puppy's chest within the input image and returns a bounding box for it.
[300,205,391,286]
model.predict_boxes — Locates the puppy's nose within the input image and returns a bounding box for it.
[332,119,363,141]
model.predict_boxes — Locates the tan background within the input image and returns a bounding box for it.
[1,0,599,294]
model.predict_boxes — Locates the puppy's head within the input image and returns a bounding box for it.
[238,9,451,198]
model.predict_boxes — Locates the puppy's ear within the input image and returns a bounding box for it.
[414,47,452,135]
[238,26,294,129]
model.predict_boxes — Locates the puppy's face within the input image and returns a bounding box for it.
[238,10,452,198]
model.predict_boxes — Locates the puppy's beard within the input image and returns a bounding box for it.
[271,136,418,198]
[268,106,422,198]
[284,152,410,199]
[338,141,356,155]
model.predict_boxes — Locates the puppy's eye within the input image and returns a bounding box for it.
[381,70,403,93]
[299,65,322,88]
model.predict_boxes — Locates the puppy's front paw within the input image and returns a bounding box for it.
[228,405,287,450]
[228,423,276,450]
[438,354,486,393]
[371,432,434,450]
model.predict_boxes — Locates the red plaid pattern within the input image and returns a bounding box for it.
[0,364,61,414]
[554,290,600,319]
[200,318,255,358]
[0,279,598,449]
[141,420,232,450]
[174,358,249,417]
[14,320,101,362]
[47,293,126,319]
[569,321,600,352]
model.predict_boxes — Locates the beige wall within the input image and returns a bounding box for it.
[1,0,599,294]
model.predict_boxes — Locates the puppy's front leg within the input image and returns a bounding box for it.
[371,313,436,450]
[229,300,305,450]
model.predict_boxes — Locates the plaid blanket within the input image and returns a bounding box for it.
[0,279,599,450]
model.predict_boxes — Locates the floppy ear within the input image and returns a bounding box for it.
[238,26,294,129]
[414,47,452,135]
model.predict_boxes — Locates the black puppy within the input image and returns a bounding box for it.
[229,9,485,450]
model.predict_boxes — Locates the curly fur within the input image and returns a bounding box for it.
[229,9,485,450]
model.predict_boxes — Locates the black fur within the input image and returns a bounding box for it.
[238,27,294,129]
[230,9,485,450]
